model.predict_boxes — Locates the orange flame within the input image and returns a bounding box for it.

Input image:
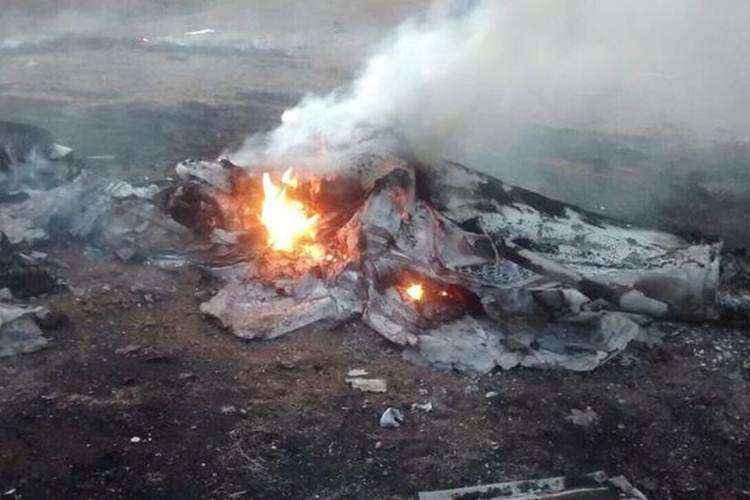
[260,168,319,253]
[405,283,424,301]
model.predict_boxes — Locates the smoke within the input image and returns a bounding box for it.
[230,0,750,168]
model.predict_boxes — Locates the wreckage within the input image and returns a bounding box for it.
[1,122,748,372]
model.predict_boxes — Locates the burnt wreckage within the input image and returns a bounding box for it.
[1,122,749,372]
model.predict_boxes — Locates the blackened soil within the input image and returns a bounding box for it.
[1,247,749,499]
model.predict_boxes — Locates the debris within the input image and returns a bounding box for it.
[346,378,387,393]
[130,436,141,443]
[114,246,139,263]
[347,368,368,377]
[411,402,433,412]
[379,407,404,428]
[185,28,216,36]
[0,232,60,299]
[220,405,238,415]
[417,471,647,499]
[485,391,499,399]
[210,228,240,246]
[505,331,534,352]
[115,344,141,356]
[565,407,600,428]
[0,288,12,300]
[0,303,51,357]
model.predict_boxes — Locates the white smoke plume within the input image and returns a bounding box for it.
[230,0,750,168]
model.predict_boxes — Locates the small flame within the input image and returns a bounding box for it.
[260,168,319,252]
[405,283,424,302]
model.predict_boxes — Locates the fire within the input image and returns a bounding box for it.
[405,283,424,302]
[260,168,319,253]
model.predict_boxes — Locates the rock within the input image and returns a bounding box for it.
[565,407,600,427]
[379,408,404,428]
[346,378,387,393]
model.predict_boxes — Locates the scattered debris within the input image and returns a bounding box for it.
[565,407,600,428]
[346,377,387,393]
[417,470,647,499]
[379,407,404,428]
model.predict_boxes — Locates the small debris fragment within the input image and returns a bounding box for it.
[411,402,433,412]
[347,368,368,377]
[565,407,600,428]
[130,436,141,443]
[178,372,196,380]
[0,288,12,300]
[220,405,238,415]
[346,377,387,393]
[374,441,383,449]
[485,391,499,399]
[115,344,141,356]
[379,407,404,428]
[277,360,297,370]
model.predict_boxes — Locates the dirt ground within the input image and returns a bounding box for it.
[2,2,750,498]
[1,245,749,499]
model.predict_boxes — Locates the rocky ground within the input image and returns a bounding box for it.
[2,1,750,498]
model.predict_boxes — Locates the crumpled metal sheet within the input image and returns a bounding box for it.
[186,153,725,373]
[417,470,647,499]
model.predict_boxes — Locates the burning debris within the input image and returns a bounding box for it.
[161,151,746,374]
[1,121,749,372]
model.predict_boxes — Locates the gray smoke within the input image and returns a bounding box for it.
[230,0,750,168]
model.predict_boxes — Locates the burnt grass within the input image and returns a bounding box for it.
[0,247,749,499]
